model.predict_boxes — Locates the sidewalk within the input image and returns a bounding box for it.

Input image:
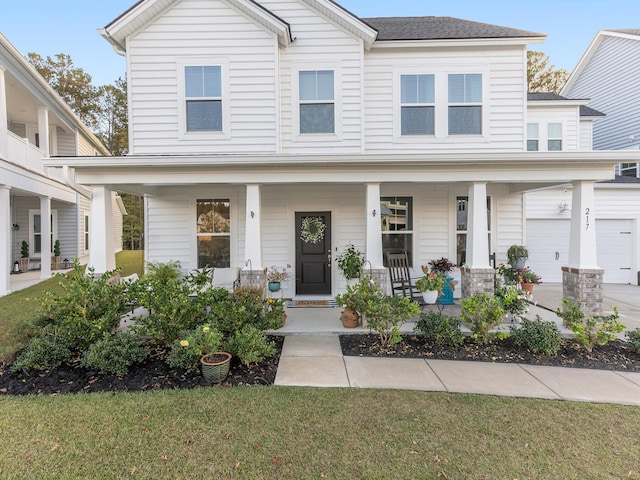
[274,335,640,406]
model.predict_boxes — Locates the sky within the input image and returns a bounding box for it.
[2,0,639,86]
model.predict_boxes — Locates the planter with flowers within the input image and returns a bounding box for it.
[518,268,541,295]
[415,266,446,304]
[266,264,290,292]
[428,257,456,304]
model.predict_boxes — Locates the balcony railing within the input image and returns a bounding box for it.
[5,130,64,181]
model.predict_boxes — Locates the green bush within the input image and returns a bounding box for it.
[460,293,506,344]
[570,307,625,353]
[11,325,75,372]
[555,298,584,328]
[225,325,275,367]
[495,281,530,323]
[81,332,149,376]
[414,311,465,347]
[511,316,563,356]
[626,328,640,354]
[363,294,421,347]
[168,324,223,371]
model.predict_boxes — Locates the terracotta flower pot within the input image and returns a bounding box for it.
[521,283,534,294]
[340,307,360,328]
[200,352,232,384]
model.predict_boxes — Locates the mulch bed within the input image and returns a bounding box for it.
[0,336,283,396]
[340,334,640,372]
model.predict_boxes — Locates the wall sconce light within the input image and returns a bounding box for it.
[557,200,570,213]
[372,209,376,217]
[250,211,255,218]
[12,223,19,231]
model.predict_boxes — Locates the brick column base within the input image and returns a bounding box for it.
[461,266,495,298]
[240,269,267,295]
[365,268,388,295]
[562,267,604,316]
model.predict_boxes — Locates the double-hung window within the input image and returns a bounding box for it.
[185,66,222,132]
[196,199,230,268]
[380,197,413,266]
[448,74,482,135]
[299,70,335,134]
[400,74,435,135]
[527,123,539,151]
[547,123,562,151]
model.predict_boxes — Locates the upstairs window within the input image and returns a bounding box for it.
[527,123,539,151]
[185,66,222,132]
[448,74,482,135]
[400,74,435,135]
[299,70,334,134]
[548,123,562,151]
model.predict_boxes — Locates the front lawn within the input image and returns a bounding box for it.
[0,387,638,479]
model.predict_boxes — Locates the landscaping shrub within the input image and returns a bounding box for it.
[571,307,625,353]
[414,311,465,347]
[626,328,640,354]
[225,325,275,366]
[511,315,563,356]
[495,281,530,323]
[555,298,584,328]
[11,325,75,372]
[363,292,421,347]
[460,293,506,344]
[81,332,149,376]
[168,324,223,372]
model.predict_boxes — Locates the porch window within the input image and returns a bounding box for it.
[299,70,335,134]
[400,74,435,135]
[381,197,413,266]
[185,66,222,132]
[548,123,562,151]
[448,74,482,135]
[84,214,90,253]
[196,199,230,268]
[29,210,57,255]
[455,196,491,266]
[527,123,539,151]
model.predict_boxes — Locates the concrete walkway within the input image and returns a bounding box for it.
[275,335,640,406]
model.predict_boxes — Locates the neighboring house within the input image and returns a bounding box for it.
[46,0,639,314]
[524,30,640,285]
[0,33,125,297]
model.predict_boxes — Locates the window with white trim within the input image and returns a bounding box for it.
[84,214,90,253]
[29,210,58,255]
[547,123,562,151]
[527,123,539,151]
[448,74,482,135]
[185,65,222,132]
[196,199,230,268]
[299,70,335,134]
[400,74,435,136]
[619,163,639,177]
[381,197,413,267]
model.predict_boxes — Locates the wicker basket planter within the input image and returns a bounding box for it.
[200,352,232,384]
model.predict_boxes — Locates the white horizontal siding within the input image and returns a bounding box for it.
[579,120,593,151]
[112,193,123,253]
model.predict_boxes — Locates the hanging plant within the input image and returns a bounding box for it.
[300,216,326,244]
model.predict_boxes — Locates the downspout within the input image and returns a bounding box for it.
[62,165,92,200]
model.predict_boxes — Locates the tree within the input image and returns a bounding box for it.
[27,52,101,129]
[527,51,569,94]
[121,193,144,250]
[96,77,128,155]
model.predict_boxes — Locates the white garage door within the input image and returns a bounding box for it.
[526,219,634,284]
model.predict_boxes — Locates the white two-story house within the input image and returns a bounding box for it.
[0,33,125,297]
[46,0,639,314]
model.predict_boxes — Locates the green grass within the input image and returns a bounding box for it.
[0,387,638,479]
[115,249,144,277]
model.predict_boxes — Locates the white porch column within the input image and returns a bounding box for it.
[465,182,490,269]
[365,183,383,268]
[88,186,115,275]
[40,196,52,280]
[244,184,263,268]
[567,181,598,269]
[0,66,8,159]
[37,106,50,157]
[0,185,11,296]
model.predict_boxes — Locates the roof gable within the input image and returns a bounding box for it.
[527,92,605,117]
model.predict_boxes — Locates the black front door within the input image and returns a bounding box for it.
[295,211,331,295]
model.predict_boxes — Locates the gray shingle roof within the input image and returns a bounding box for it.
[527,92,605,117]
[362,16,544,41]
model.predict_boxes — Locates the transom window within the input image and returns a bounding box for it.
[448,74,482,135]
[299,70,335,134]
[547,123,562,151]
[455,196,491,266]
[527,123,539,151]
[196,199,230,268]
[381,197,413,266]
[185,66,222,132]
[400,74,435,135]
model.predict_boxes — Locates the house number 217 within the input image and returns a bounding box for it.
[585,208,590,230]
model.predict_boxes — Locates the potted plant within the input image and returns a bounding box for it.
[428,257,456,304]
[336,243,364,284]
[518,268,541,294]
[507,245,529,270]
[52,239,61,270]
[415,266,446,304]
[20,241,29,272]
[266,264,290,292]
[335,277,383,328]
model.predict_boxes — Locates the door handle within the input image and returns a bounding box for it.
[327,253,331,267]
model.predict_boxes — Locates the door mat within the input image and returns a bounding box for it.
[286,300,336,308]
